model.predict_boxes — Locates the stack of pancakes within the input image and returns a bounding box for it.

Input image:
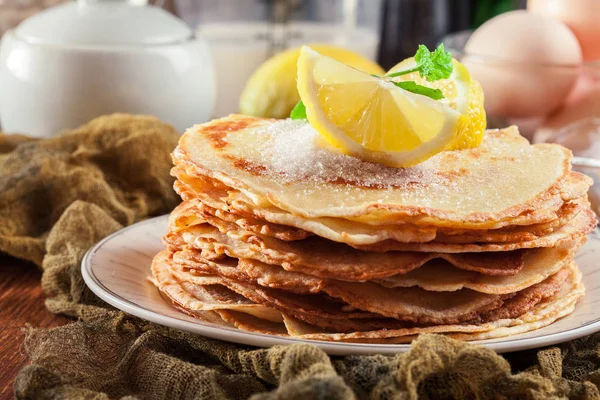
[151,115,597,343]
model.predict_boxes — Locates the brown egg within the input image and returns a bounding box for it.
[529,0,600,61]
[464,10,582,118]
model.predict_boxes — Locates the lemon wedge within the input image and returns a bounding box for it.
[387,57,486,150]
[297,46,463,167]
[240,45,384,119]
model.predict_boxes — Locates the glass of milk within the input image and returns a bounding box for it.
[175,0,382,117]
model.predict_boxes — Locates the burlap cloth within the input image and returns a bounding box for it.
[2,114,600,400]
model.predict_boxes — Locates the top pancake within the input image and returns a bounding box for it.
[174,115,590,228]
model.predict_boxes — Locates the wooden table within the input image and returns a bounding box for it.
[0,255,68,400]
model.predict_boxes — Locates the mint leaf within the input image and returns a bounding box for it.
[393,81,445,100]
[414,45,434,80]
[413,45,431,70]
[290,101,307,120]
[413,43,453,81]
[426,43,453,81]
[386,43,453,82]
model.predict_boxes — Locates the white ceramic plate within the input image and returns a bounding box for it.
[82,215,600,355]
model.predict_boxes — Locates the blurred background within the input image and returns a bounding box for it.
[0,0,528,66]
[0,0,529,117]
[2,0,599,157]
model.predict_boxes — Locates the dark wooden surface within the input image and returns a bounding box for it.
[0,255,68,400]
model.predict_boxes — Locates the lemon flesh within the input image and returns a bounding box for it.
[387,58,486,150]
[240,45,384,119]
[297,46,462,168]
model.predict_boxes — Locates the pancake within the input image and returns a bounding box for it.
[173,115,591,229]
[154,250,395,332]
[167,248,572,326]
[240,171,588,228]
[432,198,588,243]
[210,310,314,337]
[238,277,581,340]
[150,114,593,344]
[354,209,596,253]
[151,250,282,323]
[215,310,288,335]
[177,199,595,253]
[152,248,579,339]
[168,253,504,326]
[172,177,439,244]
[170,190,588,246]
[169,198,312,242]
[280,262,583,342]
[374,238,584,293]
[173,168,590,245]
[169,225,527,281]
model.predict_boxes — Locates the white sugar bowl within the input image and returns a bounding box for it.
[0,0,215,137]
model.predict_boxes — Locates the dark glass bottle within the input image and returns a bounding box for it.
[377,0,525,70]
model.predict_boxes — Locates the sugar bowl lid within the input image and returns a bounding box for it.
[14,0,192,46]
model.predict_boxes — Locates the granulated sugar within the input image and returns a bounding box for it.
[262,119,441,189]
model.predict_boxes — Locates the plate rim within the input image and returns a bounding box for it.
[81,215,600,355]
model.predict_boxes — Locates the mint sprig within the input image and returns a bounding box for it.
[386,44,453,82]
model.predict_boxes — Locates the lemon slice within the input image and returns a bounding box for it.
[240,45,384,119]
[297,46,461,167]
[388,57,486,150]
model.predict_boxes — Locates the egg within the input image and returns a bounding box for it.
[529,0,600,61]
[464,10,582,118]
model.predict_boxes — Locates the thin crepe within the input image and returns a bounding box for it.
[173,170,590,246]
[167,249,571,326]
[151,249,579,339]
[173,115,591,228]
[169,225,527,280]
